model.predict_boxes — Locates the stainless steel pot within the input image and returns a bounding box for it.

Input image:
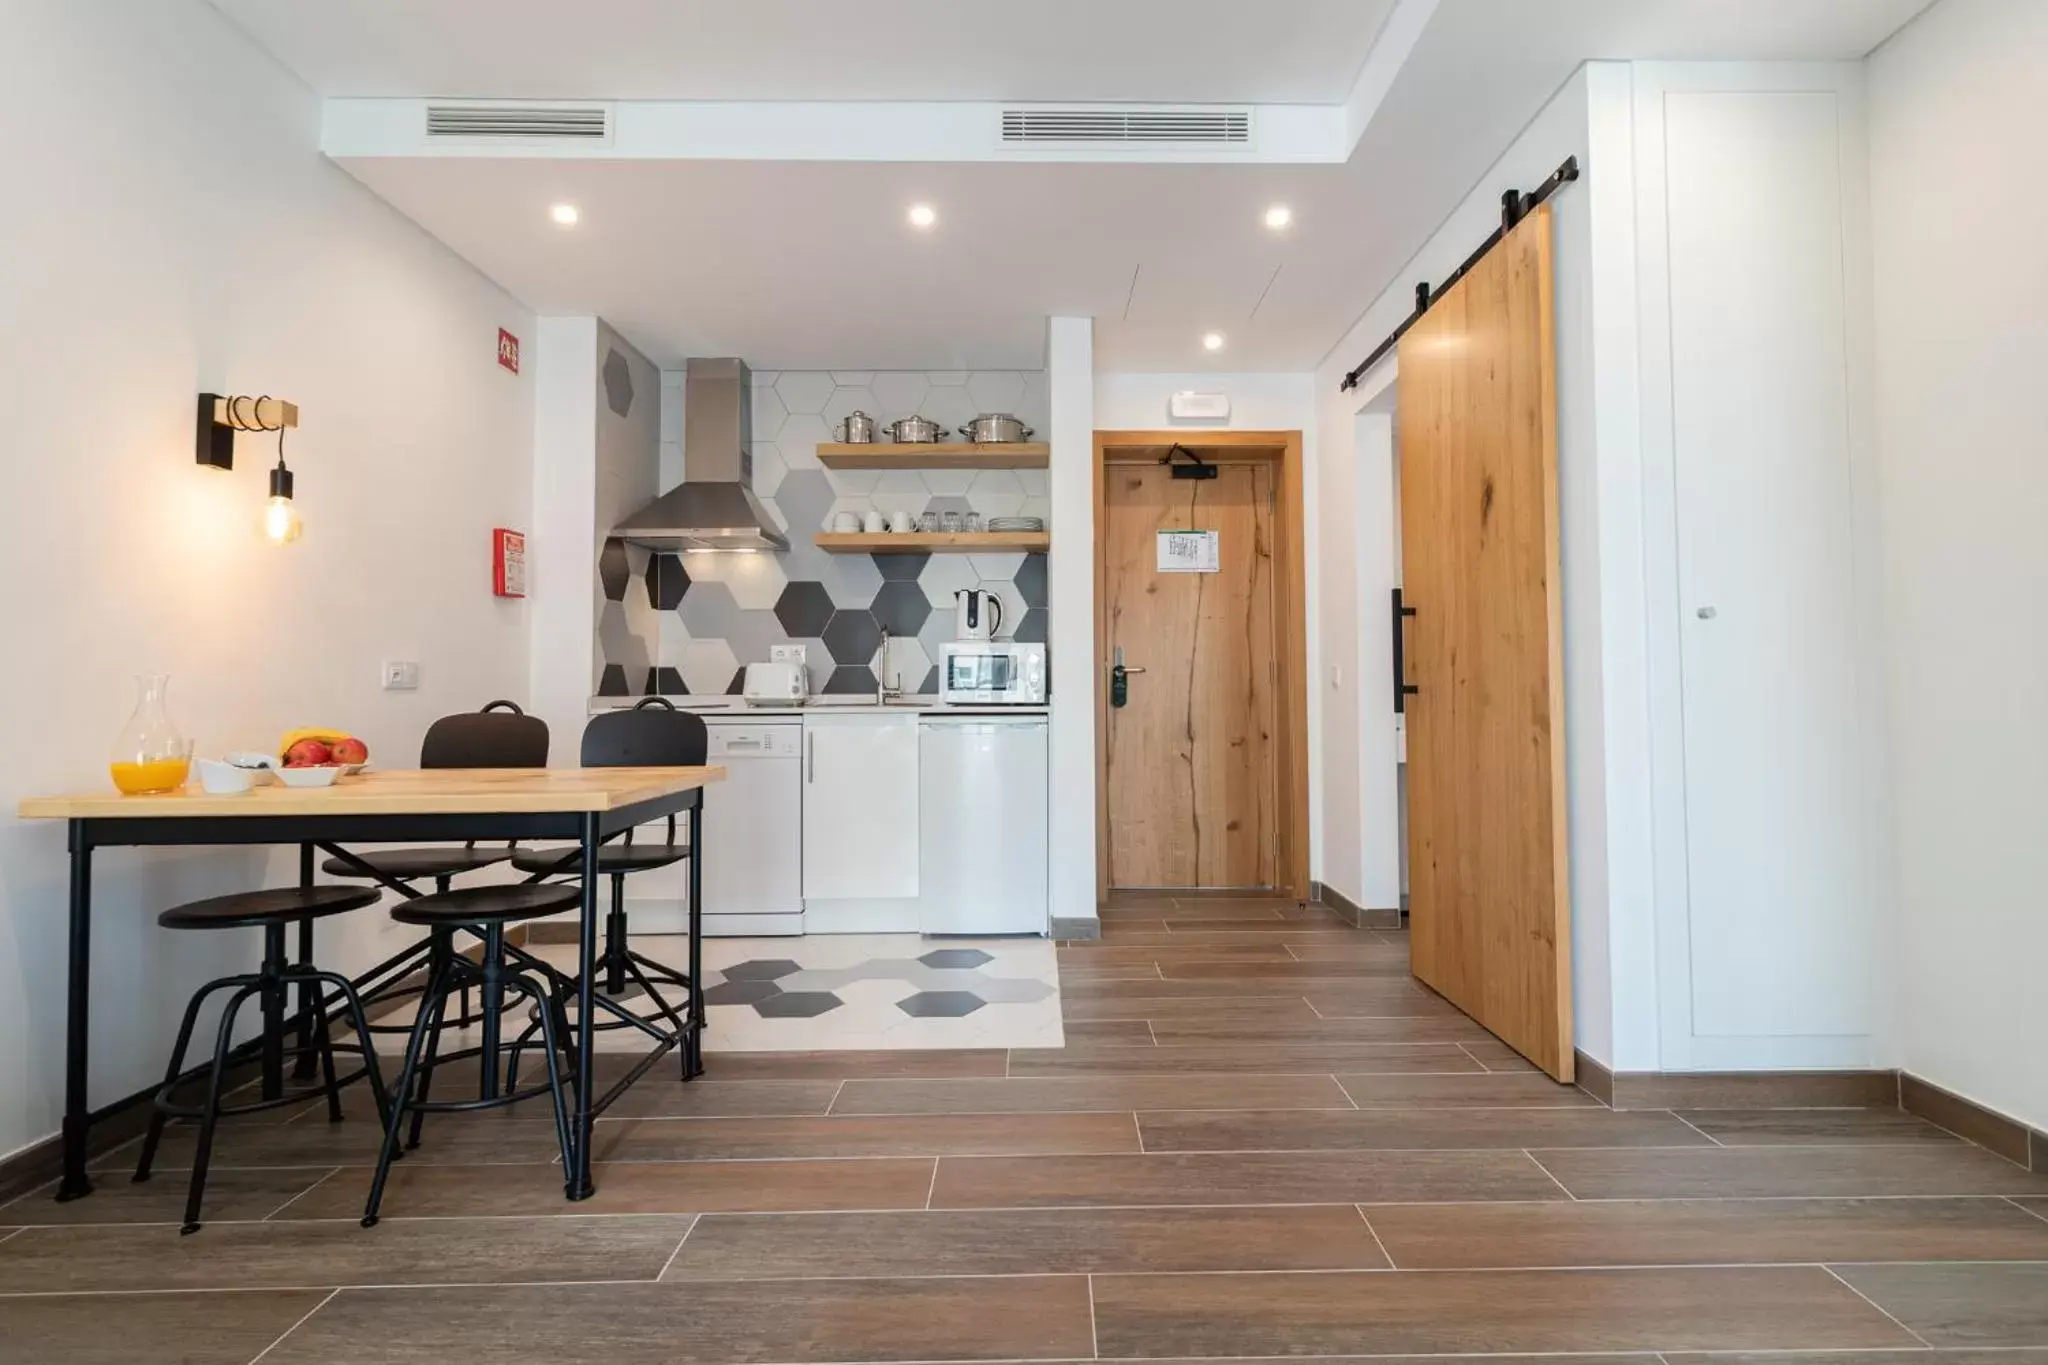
[957,413,1035,444]
[882,414,948,443]
[833,410,877,443]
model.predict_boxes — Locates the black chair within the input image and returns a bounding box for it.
[511,698,705,1065]
[361,882,584,1226]
[134,886,391,1234]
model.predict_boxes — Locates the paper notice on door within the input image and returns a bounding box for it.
[1157,529,1220,573]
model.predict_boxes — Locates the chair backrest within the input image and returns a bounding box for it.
[419,700,550,769]
[580,697,708,768]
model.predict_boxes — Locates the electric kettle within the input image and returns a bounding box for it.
[954,588,1003,641]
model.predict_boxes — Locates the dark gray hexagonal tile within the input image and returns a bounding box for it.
[703,978,783,1006]
[726,667,747,695]
[823,665,878,695]
[917,665,940,695]
[774,580,835,637]
[1014,608,1048,644]
[603,348,635,418]
[897,990,986,1018]
[822,609,881,665]
[919,948,993,968]
[754,991,843,1019]
[646,553,689,611]
[870,581,933,636]
[651,666,686,696]
[874,552,931,582]
[724,959,803,981]
[923,494,973,517]
[598,537,631,602]
[1015,553,1048,609]
[597,664,631,697]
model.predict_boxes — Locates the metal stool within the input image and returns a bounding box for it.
[134,885,390,1234]
[361,882,584,1226]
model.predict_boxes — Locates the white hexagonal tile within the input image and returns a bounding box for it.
[1016,370,1051,430]
[776,414,828,469]
[750,369,780,389]
[658,622,691,667]
[751,443,789,498]
[871,470,930,519]
[919,384,977,434]
[917,554,982,604]
[967,371,1027,414]
[820,546,884,608]
[1018,495,1052,525]
[877,634,932,694]
[969,552,1027,581]
[825,466,881,497]
[926,371,968,386]
[679,638,739,696]
[1016,468,1049,497]
[821,385,880,436]
[774,371,836,415]
[830,371,874,387]
[920,468,976,497]
[967,469,1027,519]
[871,372,932,421]
[721,552,789,610]
[751,386,787,441]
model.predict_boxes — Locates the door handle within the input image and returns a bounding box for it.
[1392,588,1420,714]
[806,734,814,783]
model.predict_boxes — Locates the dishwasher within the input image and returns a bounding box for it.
[700,716,805,937]
[918,716,1049,936]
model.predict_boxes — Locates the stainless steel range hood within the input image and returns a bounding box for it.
[612,357,787,551]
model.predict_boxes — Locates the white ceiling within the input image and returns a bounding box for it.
[227,0,1931,372]
[210,0,1400,103]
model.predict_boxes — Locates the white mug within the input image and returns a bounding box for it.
[832,511,861,533]
[864,509,887,534]
[889,510,914,534]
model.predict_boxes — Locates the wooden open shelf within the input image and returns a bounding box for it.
[817,442,1048,470]
[815,531,1050,554]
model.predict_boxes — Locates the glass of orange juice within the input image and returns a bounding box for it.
[109,674,194,795]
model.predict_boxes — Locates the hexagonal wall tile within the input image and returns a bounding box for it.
[920,468,976,497]
[715,553,789,611]
[646,554,689,611]
[774,580,835,637]
[825,466,881,497]
[897,990,986,1018]
[774,469,835,538]
[776,414,829,470]
[774,372,836,415]
[917,609,956,684]
[679,638,739,697]
[1017,468,1049,497]
[870,581,933,636]
[969,552,1027,581]
[967,371,1026,414]
[874,551,929,582]
[830,371,874,387]
[751,386,787,443]
[822,609,881,666]
[982,580,1028,638]
[967,469,1027,519]
[868,373,929,420]
[926,371,968,386]
[751,443,789,498]
[870,470,930,520]
[1014,553,1047,608]
[1014,608,1048,644]
[1016,370,1050,429]
[650,665,685,696]
[823,665,878,696]
[678,579,742,640]
[750,369,780,389]
[924,494,974,520]
[603,349,636,418]
[821,386,880,435]
[919,384,977,434]
[597,664,630,697]
[917,554,982,606]
[598,600,652,675]
[819,550,883,609]
[725,609,787,666]
[598,538,631,602]
[877,634,931,694]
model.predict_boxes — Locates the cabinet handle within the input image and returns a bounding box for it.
[806,734,814,783]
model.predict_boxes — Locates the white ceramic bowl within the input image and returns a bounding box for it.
[194,759,254,795]
[275,765,343,788]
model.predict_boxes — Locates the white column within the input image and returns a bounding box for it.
[528,316,600,757]
[1046,317,1098,926]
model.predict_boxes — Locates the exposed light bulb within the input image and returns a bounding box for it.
[907,203,937,229]
[1202,332,1226,352]
[550,202,580,227]
[262,495,302,545]
[1264,204,1293,230]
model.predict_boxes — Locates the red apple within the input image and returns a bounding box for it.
[329,736,369,766]
[283,738,332,768]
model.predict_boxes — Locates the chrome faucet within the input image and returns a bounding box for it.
[877,628,903,704]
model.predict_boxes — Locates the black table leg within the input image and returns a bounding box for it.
[292,843,317,1080]
[568,811,600,1199]
[686,802,704,1081]
[58,822,94,1201]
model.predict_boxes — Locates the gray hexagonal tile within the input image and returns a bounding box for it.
[870,581,934,636]
[919,948,994,968]
[646,554,689,611]
[871,372,931,421]
[725,609,788,666]
[920,468,976,497]
[923,494,974,520]
[598,538,631,602]
[750,369,780,389]
[897,991,986,1018]
[774,580,835,637]
[679,638,738,697]
[755,991,843,1019]
[703,978,783,1006]
[1014,554,1047,609]
[967,371,1026,414]
[775,468,836,539]
[724,959,802,981]
[599,601,652,675]
[819,549,883,609]
[1016,370,1050,429]
[774,372,836,415]
[823,665,878,695]
[822,609,880,665]
[874,551,929,582]
[604,349,636,418]
[917,665,941,695]
[825,465,881,497]
[678,578,742,640]
[1014,608,1048,644]
[969,976,1056,1004]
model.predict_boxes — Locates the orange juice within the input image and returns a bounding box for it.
[110,758,191,795]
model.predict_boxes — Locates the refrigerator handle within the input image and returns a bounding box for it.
[806,733,814,783]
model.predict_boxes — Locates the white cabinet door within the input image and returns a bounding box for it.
[802,714,920,900]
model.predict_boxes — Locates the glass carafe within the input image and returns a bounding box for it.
[109,673,193,794]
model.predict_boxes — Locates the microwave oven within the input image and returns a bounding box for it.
[939,642,1047,705]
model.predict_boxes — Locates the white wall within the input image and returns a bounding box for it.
[527,318,601,748]
[1870,0,2048,1129]
[1046,320,1097,924]
[0,0,535,1161]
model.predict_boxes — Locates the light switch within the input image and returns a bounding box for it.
[1329,664,1343,688]
[381,661,420,691]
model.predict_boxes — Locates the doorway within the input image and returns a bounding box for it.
[1092,431,1308,899]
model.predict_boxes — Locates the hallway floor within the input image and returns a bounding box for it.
[3,897,2047,1363]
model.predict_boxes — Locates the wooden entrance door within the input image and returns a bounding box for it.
[1103,461,1279,890]
[1397,204,1573,1081]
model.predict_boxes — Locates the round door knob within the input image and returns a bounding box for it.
[1695,606,1718,620]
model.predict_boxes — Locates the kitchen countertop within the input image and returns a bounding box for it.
[589,695,1047,718]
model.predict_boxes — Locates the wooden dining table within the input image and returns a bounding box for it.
[17,764,725,1205]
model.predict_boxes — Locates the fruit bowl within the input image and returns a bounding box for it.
[275,765,344,788]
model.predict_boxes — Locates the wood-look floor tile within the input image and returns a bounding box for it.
[1533,1144,2048,1199]
[1335,1072,1602,1109]
[1098,929,1384,946]
[1677,1108,1961,1145]
[0,1289,330,1365]
[1151,1013,1493,1043]
[667,1204,1391,1279]
[261,1275,1097,1364]
[931,1149,1567,1208]
[1456,1039,1540,1071]
[278,1158,937,1218]
[1834,1262,2048,1346]
[0,1214,695,1293]
[1161,959,1411,981]
[1366,1196,2048,1269]
[91,1111,561,1171]
[833,1073,1355,1116]
[1060,995,1320,1023]
[1303,990,1467,1018]
[1140,1107,1710,1153]
[1055,1018,1159,1043]
[309,1076,843,1124]
[1283,943,1434,963]
[0,1166,334,1226]
[1008,1041,1481,1077]
[1107,903,1285,921]
[588,1112,1142,1161]
[1669,1352,2048,1365]
[1063,976,1395,1002]
[1058,943,1299,964]
[1616,1070,1901,1111]
[2019,1197,2048,1222]
[1055,966,1167,984]
[1089,1265,1917,1357]
[1094,916,1171,932]
[698,1049,1008,1080]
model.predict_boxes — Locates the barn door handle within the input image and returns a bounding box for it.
[1392,589,1420,714]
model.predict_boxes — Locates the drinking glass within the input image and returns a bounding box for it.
[964,511,983,533]
[942,510,963,534]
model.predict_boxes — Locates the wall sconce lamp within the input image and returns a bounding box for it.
[197,393,303,544]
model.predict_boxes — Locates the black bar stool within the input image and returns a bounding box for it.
[133,886,390,1234]
[511,699,706,1069]
[361,882,584,1226]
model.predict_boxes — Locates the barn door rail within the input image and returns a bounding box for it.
[1339,156,1580,392]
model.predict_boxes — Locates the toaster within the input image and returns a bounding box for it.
[741,661,806,706]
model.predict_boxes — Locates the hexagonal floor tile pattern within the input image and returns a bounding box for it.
[774,580,834,637]
[723,959,802,981]
[754,991,843,1019]
[897,991,986,1018]
[919,948,993,968]
[703,978,782,1007]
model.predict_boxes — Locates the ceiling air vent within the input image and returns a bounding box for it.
[425,103,611,143]
[1000,106,1252,147]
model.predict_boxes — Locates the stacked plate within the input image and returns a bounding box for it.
[987,517,1046,532]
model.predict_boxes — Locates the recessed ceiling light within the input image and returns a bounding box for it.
[907,203,937,229]
[1264,204,1293,230]
[1202,332,1226,352]
[550,202,580,227]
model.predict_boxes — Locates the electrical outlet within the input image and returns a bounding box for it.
[381,661,420,691]
[770,644,807,666]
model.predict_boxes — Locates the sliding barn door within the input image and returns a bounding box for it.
[1396,205,1573,1081]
